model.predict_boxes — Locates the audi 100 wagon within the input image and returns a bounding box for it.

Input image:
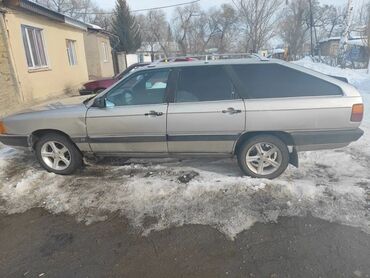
[0,57,364,179]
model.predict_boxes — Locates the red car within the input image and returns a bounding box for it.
[79,62,150,95]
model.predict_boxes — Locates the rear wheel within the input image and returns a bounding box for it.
[237,135,289,179]
[35,133,83,175]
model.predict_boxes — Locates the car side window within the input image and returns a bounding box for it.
[231,64,342,99]
[175,66,237,103]
[106,70,170,107]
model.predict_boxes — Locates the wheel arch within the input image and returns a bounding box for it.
[233,131,294,154]
[233,131,298,168]
[30,129,81,152]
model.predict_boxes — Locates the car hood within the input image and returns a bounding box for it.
[2,95,91,136]
[14,95,91,114]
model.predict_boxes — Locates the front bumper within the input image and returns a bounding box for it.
[0,134,29,147]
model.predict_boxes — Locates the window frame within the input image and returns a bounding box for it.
[21,25,49,70]
[102,41,109,63]
[172,65,241,104]
[103,68,173,107]
[66,39,78,66]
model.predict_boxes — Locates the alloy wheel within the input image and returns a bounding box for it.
[40,141,71,171]
[245,142,282,175]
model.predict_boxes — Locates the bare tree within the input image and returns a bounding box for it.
[319,5,346,38]
[36,0,99,22]
[138,10,173,59]
[172,3,200,55]
[279,0,309,60]
[233,0,282,53]
[209,4,238,53]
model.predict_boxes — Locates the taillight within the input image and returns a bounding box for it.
[0,121,6,134]
[351,104,364,122]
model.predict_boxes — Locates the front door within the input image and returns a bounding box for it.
[167,66,245,154]
[86,69,171,154]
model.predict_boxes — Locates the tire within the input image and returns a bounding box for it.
[237,135,289,179]
[35,133,83,175]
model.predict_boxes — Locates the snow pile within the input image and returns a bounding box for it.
[0,58,369,240]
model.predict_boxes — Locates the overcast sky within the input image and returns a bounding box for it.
[98,0,349,13]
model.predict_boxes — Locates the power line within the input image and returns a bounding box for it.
[132,0,200,12]
[72,0,201,15]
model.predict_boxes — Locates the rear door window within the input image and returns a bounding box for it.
[175,66,238,103]
[231,64,342,99]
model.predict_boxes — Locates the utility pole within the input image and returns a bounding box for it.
[339,0,354,68]
[308,0,314,57]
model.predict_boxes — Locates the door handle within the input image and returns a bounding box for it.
[145,110,164,117]
[222,107,242,114]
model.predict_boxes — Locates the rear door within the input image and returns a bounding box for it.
[86,69,171,154]
[167,65,245,154]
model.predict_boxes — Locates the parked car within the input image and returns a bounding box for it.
[0,58,364,179]
[79,62,150,95]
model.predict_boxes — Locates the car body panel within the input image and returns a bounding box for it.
[86,103,168,153]
[0,58,364,160]
[167,100,245,153]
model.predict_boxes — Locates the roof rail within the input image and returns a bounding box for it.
[189,53,269,62]
[148,53,270,67]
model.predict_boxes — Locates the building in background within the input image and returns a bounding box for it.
[318,35,369,68]
[83,23,114,80]
[0,0,113,115]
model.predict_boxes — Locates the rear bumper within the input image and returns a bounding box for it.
[291,128,364,150]
[0,134,29,147]
[79,89,94,95]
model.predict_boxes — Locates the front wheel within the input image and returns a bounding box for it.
[237,135,289,179]
[35,133,83,175]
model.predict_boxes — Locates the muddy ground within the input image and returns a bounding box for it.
[0,209,369,278]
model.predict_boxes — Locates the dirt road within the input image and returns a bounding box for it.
[0,209,369,278]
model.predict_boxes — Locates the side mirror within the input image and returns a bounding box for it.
[93,97,106,108]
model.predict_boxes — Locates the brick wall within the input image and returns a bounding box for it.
[0,11,21,117]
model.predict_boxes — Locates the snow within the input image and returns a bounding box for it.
[86,23,103,30]
[0,58,370,240]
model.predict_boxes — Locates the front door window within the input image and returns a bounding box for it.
[106,70,170,107]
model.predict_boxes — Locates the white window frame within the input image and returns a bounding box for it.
[102,41,109,62]
[66,39,78,66]
[21,25,48,69]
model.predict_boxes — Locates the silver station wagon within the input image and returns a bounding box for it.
[0,58,364,179]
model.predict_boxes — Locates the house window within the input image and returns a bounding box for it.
[102,42,109,62]
[21,25,48,69]
[66,40,77,66]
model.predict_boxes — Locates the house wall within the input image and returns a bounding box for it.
[0,11,21,116]
[320,41,340,57]
[3,9,89,101]
[83,31,114,80]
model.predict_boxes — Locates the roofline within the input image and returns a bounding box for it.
[3,0,88,31]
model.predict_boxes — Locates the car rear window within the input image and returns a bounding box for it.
[230,64,343,99]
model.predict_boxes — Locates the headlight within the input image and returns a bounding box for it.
[0,121,6,134]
